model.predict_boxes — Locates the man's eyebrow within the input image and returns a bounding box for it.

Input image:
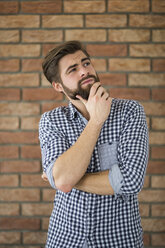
[65,57,90,74]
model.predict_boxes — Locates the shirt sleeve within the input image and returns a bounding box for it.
[117,101,149,196]
[39,112,70,189]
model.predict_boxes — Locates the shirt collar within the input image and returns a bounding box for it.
[67,102,78,121]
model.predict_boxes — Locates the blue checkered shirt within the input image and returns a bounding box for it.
[39,98,149,248]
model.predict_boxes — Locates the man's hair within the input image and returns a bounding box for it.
[42,40,90,84]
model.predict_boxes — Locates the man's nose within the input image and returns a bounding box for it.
[79,66,89,78]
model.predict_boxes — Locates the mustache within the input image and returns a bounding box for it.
[78,75,98,85]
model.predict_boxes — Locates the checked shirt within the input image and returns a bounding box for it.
[39,98,149,248]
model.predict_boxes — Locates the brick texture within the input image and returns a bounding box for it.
[0,0,164,246]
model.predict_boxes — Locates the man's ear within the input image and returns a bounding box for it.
[52,82,63,93]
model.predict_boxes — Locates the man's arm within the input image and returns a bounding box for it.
[53,83,112,193]
[76,102,148,197]
[75,170,114,195]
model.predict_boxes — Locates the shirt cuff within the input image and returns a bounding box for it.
[46,162,57,190]
[108,164,124,199]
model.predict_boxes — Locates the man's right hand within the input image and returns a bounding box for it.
[76,82,112,126]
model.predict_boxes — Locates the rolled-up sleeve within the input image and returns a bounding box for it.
[39,112,70,189]
[116,102,149,196]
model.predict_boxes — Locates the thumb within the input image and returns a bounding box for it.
[76,95,87,105]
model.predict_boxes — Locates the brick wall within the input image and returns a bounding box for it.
[0,0,165,247]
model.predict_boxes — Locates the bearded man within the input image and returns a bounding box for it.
[39,41,149,248]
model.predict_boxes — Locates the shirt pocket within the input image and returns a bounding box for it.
[98,141,118,171]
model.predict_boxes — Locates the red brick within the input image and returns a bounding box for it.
[21,1,62,13]
[0,45,40,57]
[139,203,149,217]
[91,58,106,72]
[8,246,41,248]
[23,231,47,244]
[0,218,40,230]
[143,175,150,188]
[139,190,165,202]
[64,0,105,13]
[152,30,165,42]
[87,44,127,57]
[152,117,165,130]
[22,30,63,43]
[130,44,165,57]
[0,117,19,130]
[0,131,38,144]
[143,233,150,247]
[0,1,18,13]
[42,44,61,56]
[42,101,67,113]
[0,103,40,116]
[152,88,165,101]
[0,89,20,101]
[99,73,127,86]
[86,14,127,27]
[22,59,43,72]
[22,203,53,216]
[0,160,41,173]
[0,59,19,72]
[42,15,83,28]
[142,218,165,232]
[0,15,39,28]
[152,176,165,188]
[108,0,149,12]
[0,30,19,42]
[147,161,165,174]
[0,232,20,244]
[109,88,150,101]
[109,58,150,72]
[65,29,106,42]
[0,73,39,87]
[149,132,165,145]
[130,14,165,28]
[152,204,165,216]
[0,189,40,202]
[21,145,41,159]
[21,116,40,130]
[0,175,18,187]
[152,0,165,12]
[42,217,49,230]
[109,29,150,42]
[43,189,56,202]
[142,102,165,116]
[129,73,165,86]
[23,88,63,101]
[152,233,165,246]
[153,59,165,72]
[152,146,165,159]
[21,174,49,187]
[0,146,18,159]
[0,203,19,216]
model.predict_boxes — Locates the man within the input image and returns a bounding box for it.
[39,41,149,248]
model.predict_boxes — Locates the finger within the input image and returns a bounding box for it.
[41,174,48,182]
[76,95,87,105]
[95,86,106,97]
[89,82,101,97]
[101,91,109,99]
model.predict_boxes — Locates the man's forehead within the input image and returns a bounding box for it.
[60,50,86,66]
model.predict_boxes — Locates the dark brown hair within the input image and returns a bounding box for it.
[42,41,90,84]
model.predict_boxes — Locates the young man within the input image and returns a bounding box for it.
[39,41,149,248]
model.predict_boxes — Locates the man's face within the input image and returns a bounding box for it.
[58,50,100,100]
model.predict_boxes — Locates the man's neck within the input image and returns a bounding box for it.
[70,99,90,121]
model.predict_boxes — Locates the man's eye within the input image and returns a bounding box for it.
[84,62,90,67]
[69,68,76,73]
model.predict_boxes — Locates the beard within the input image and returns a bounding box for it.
[61,74,100,100]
